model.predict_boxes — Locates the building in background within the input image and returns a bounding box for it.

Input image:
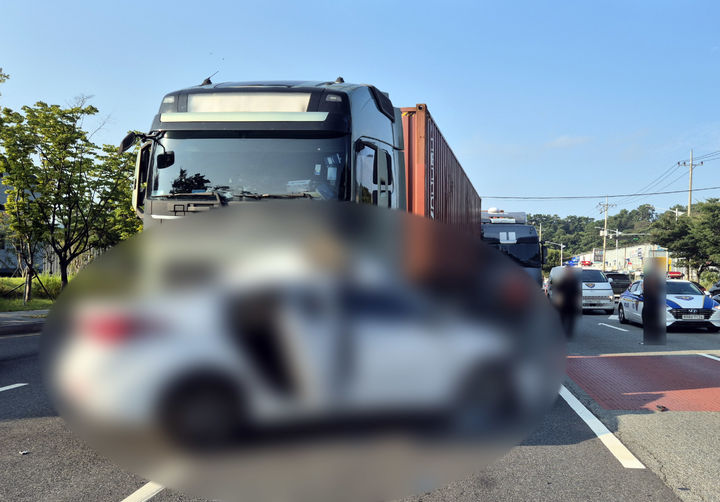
[575,244,678,278]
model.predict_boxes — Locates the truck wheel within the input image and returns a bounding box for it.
[618,305,628,324]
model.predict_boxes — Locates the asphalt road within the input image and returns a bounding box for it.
[566,309,720,502]
[2,313,716,501]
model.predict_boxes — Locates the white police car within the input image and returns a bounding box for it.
[618,279,720,331]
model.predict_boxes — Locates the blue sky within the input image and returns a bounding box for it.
[2,0,719,218]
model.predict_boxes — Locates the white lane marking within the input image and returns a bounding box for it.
[559,385,645,469]
[0,383,28,392]
[607,315,619,320]
[120,481,164,502]
[699,353,720,363]
[598,322,628,332]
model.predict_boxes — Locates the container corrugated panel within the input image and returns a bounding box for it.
[401,104,482,237]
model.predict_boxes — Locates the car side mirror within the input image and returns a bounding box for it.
[156,151,175,169]
[608,277,614,283]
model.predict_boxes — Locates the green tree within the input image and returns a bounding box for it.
[90,144,142,249]
[542,248,561,274]
[0,107,47,301]
[1,100,141,288]
[649,201,720,278]
[0,68,8,95]
[690,199,720,276]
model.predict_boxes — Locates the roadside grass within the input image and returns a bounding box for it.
[0,297,54,312]
[0,275,64,299]
[0,274,67,312]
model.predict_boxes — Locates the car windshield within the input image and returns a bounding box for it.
[149,133,349,200]
[666,282,703,295]
[581,270,608,282]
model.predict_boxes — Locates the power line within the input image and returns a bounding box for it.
[682,150,720,161]
[616,150,718,207]
[616,163,680,205]
[483,185,720,200]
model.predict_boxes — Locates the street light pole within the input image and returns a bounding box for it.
[545,241,565,266]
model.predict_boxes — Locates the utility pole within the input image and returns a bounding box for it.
[597,196,616,272]
[678,149,703,216]
[615,228,620,271]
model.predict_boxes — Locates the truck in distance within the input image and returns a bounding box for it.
[481,208,546,285]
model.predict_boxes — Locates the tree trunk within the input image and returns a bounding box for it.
[23,266,33,304]
[59,259,69,289]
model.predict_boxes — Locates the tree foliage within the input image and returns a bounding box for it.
[651,199,720,279]
[0,68,8,95]
[0,98,142,294]
[529,203,657,258]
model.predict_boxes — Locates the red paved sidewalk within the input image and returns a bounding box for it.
[567,355,720,412]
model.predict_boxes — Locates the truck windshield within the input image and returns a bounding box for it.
[493,242,542,268]
[482,224,541,268]
[149,133,349,200]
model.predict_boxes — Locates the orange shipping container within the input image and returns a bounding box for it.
[401,104,482,237]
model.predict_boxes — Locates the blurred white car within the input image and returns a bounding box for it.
[547,267,614,314]
[53,278,541,447]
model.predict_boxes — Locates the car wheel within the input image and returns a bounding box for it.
[450,364,518,438]
[618,305,628,324]
[160,375,244,450]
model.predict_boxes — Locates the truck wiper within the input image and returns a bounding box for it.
[260,192,317,199]
[153,192,220,199]
[227,191,317,200]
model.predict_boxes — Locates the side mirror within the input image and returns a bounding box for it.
[608,277,614,283]
[156,151,175,169]
[119,132,137,153]
[542,245,548,264]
